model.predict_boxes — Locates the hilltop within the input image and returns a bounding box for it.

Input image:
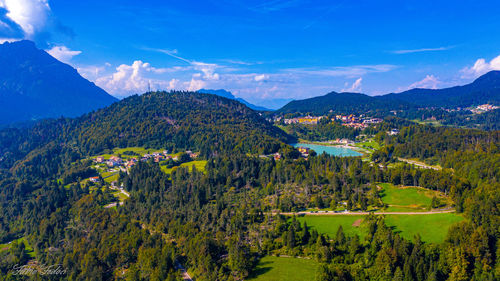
[0,91,291,168]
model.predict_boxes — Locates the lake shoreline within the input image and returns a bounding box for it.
[291,142,363,157]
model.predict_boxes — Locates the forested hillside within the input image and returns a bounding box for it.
[0,91,498,280]
[0,91,291,168]
[274,71,500,127]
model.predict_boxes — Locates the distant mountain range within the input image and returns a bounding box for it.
[197,89,270,111]
[276,71,500,115]
[0,40,117,125]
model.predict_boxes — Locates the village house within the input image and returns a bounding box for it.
[388,129,400,135]
[298,146,310,155]
[95,156,104,163]
[89,176,100,183]
[154,155,164,162]
[186,151,199,158]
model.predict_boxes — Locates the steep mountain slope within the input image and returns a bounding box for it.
[198,89,270,111]
[0,40,118,125]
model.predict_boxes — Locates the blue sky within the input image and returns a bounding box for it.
[1,0,500,108]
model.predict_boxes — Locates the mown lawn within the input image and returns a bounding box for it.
[384,213,464,243]
[247,256,318,281]
[378,183,451,212]
[295,213,463,244]
[354,140,380,151]
[161,160,207,174]
[296,215,367,239]
[103,172,119,184]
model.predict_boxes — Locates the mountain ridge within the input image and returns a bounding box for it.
[0,40,118,125]
[275,71,500,115]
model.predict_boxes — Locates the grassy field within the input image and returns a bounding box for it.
[247,256,318,281]
[161,160,207,174]
[0,237,35,258]
[111,189,129,202]
[385,213,464,243]
[295,213,463,243]
[411,119,442,127]
[378,183,451,212]
[354,140,380,151]
[296,215,367,239]
[103,172,119,184]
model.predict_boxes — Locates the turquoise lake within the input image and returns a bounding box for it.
[292,143,363,157]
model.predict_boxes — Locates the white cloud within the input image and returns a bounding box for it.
[461,54,500,79]
[192,61,220,80]
[392,46,452,54]
[46,45,81,63]
[95,60,175,97]
[168,79,180,89]
[0,0,51,38]
[254,74,269,82]
[342,77,362,92]
[186,78,206,91]
[286,64,397,78]
[77,64,109,81]
[408,75,440,89]
[143,47,223,80]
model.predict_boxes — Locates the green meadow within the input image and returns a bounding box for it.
[247,256,318,281]
[161,160,207,174]
[378,183,451,212]
[384,213,464,243]
[0,237,35,258]
[296,213,463,243]
[296,215,367,239]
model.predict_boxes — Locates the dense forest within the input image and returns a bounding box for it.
[0,91,498,280]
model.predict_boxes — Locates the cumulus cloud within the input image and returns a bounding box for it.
[186,78,206,91]
[0,0,50,38]
[461,54,500,79]
[254,74,269,82]
[192,61,220,80]
[342,77,362,92]
[95,60,176,97]
[46,45,81,63]
[408,75,441,89]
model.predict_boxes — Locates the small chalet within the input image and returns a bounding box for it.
[89,176,100,183]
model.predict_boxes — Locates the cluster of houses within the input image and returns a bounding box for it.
[283,116,325,125]
[279,114,382,129]
[334,115,383,129]
[471,104,499,114]
[94,150,199,170]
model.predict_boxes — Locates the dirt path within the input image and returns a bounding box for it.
[397,158,440,170]
[271,209,456,216]
[104,186,130,208]
[176,262,193,281]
